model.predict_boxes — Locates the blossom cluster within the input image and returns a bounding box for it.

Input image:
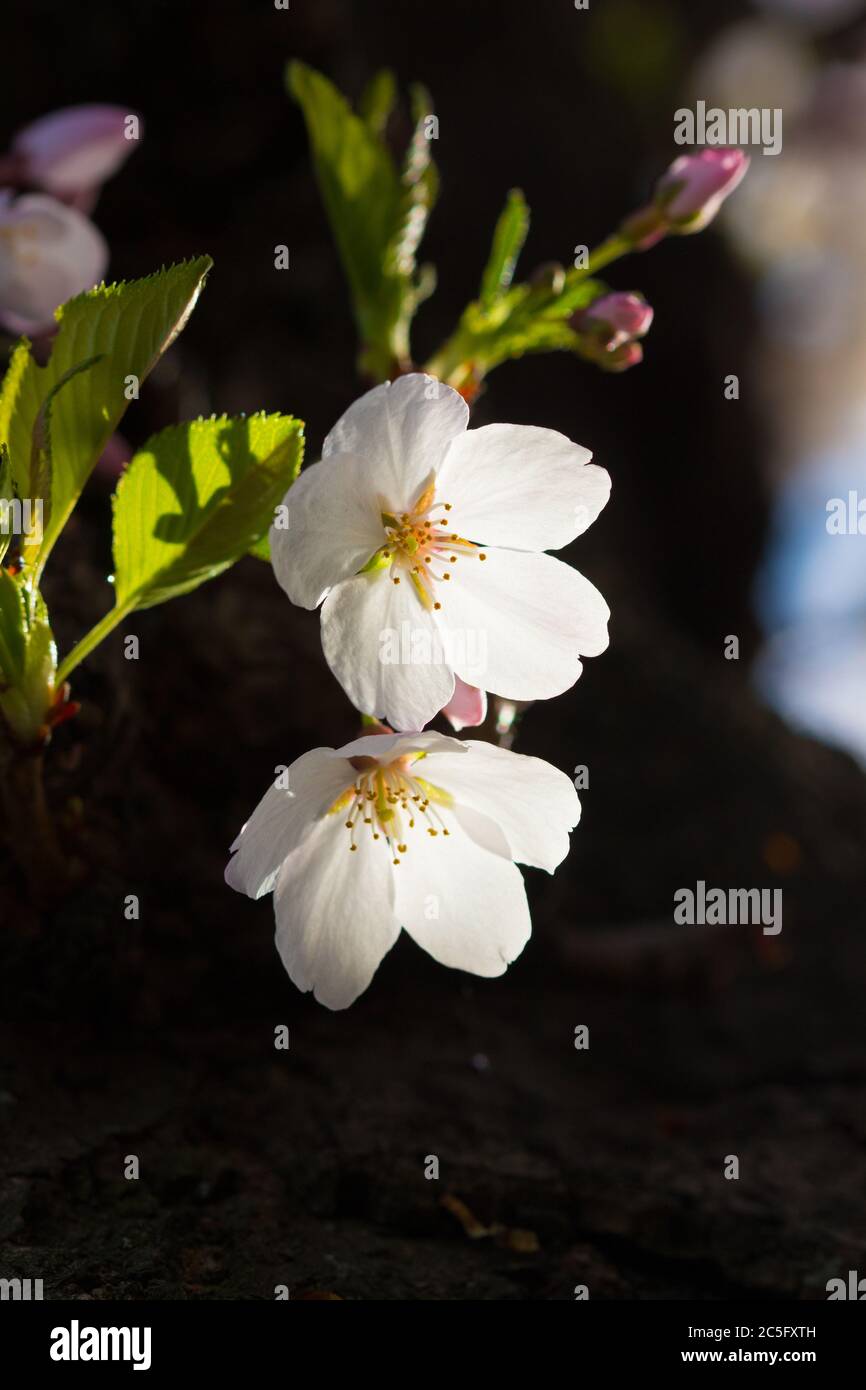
[226,372,606,1008]
[224,147,748,1010]
[0,105,140,335]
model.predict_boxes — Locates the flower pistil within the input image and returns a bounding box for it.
[329,752,453,863]
[371,482,486,611]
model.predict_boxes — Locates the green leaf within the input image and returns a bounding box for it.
[359,69,396,138]
[0,566,26,686]
[112,413,304,611]
[479,189,529,309]
[0,256,212,579]
[0,444,12,566]
[22,353,104,570]
[0,577,57,746]
[287,61,437,379]
[248,531,271,562]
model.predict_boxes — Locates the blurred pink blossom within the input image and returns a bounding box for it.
[0,191,107,335]
[11,105,142,207]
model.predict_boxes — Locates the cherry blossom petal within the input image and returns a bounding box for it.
[337,729,465,761]
[322,374,469,508]
[440,547,609,700]
[269,452,385,609]
[441,677,487,731]
[396,807,531,976]
[225,748,354,899]
[422,740,580,872]
[12,105,140,196]
[0,193,106,333]
[274,819,398,1010]
[321,572,455,731]
[439,423,610,551]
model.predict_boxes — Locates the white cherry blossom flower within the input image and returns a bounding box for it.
[269,374,611,732]
[225,729,580,1010]
[0,191,107,334]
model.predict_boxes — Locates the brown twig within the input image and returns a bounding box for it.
[0,739,80,906]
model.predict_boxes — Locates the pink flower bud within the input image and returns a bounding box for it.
[0,192,107,335]
[605,341,644,372]
[654,148,749,233]
[571,291,652,371]
[582,291,654,350]
[11,105,141,200]
[441,678,487,732]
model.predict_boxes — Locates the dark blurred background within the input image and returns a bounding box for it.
[2,0,866,1300]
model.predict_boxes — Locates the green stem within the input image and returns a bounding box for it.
[424,233,635,391]
[584,232,632,277]
[423,335,476,393]
[56,601,133,687]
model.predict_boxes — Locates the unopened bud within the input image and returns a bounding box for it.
[578,291,653,350]
[605,341,643,372]
[529,261,566,295]
[621,147,749,249]
[655,148,749,232]
[571,291,652,371]
[12,105,142,203]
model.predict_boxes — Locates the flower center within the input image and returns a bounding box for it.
[328,752,453,865]
[0,221,41,269]
[365,480,487,611]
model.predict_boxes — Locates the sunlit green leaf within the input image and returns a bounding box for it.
[288,61,437,379]
[0,256,212,579]
[0,566,26,686]
[112,413,304,611]
[479,189,529,309]
[22,353,103,570]
[0,577,57,745]
[0,444,12,567]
